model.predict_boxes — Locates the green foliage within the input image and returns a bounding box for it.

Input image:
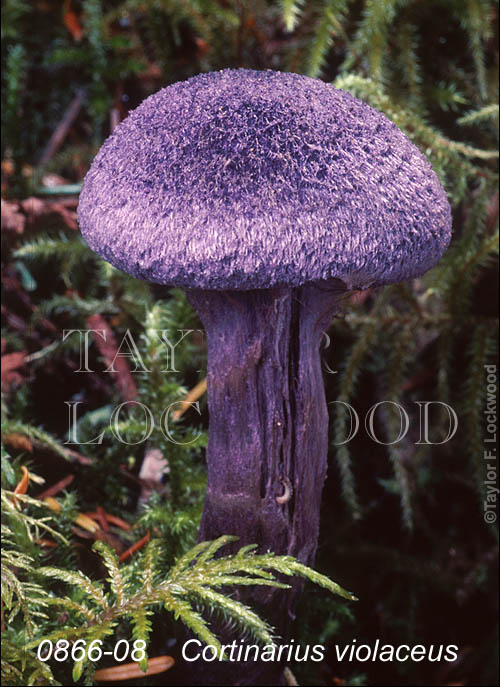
[304,0,348,78]
[34,534,352,658]
[4,492,354,685]
[1,482,69,685]
[282,0,304,32]
[2,439,353,685]
[2,1,498,685]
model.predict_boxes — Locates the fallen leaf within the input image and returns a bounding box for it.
[63,447,93,465]
[43,496,62,512]
[11,466,30,507]
[4,433,33,453]
[14,466,30,495]
[20,196,45,219]
[172,378,207,421]
[195,37,210,56]
[96,506,109,531]
[70,526,94,540]
[1,199,25,233]
[36,474,74,500]
[1,351,26,390]
[6,428,92,465]
[36,538,58,548]
[85,314,138,402]
[94,655,174,682]
[104,513,131,531]
[20,196,78,231]
[2,159,14,176]
[44,496,100,532]
[63,0,84,41]
[74,512,100,533]
[1,351,26,373]
[118,531,150,563]
[93,529,126,554]
[84,511,131,531]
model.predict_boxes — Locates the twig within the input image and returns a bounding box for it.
[118,530,150,563]
[171,378,207,421]
[36,474,74,500]
[39,89,86,166]
[85,314,138,402]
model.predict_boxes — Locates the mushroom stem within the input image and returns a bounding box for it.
[187,280,345,684]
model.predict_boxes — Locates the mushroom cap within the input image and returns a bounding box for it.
[78,69,451,290]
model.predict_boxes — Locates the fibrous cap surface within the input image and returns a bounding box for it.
[78,69,452,290]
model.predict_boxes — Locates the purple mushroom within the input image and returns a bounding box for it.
[78,69,451,682]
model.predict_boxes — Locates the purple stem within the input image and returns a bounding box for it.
[186,281,344,685]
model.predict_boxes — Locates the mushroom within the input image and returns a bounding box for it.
[78,69,451,680]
